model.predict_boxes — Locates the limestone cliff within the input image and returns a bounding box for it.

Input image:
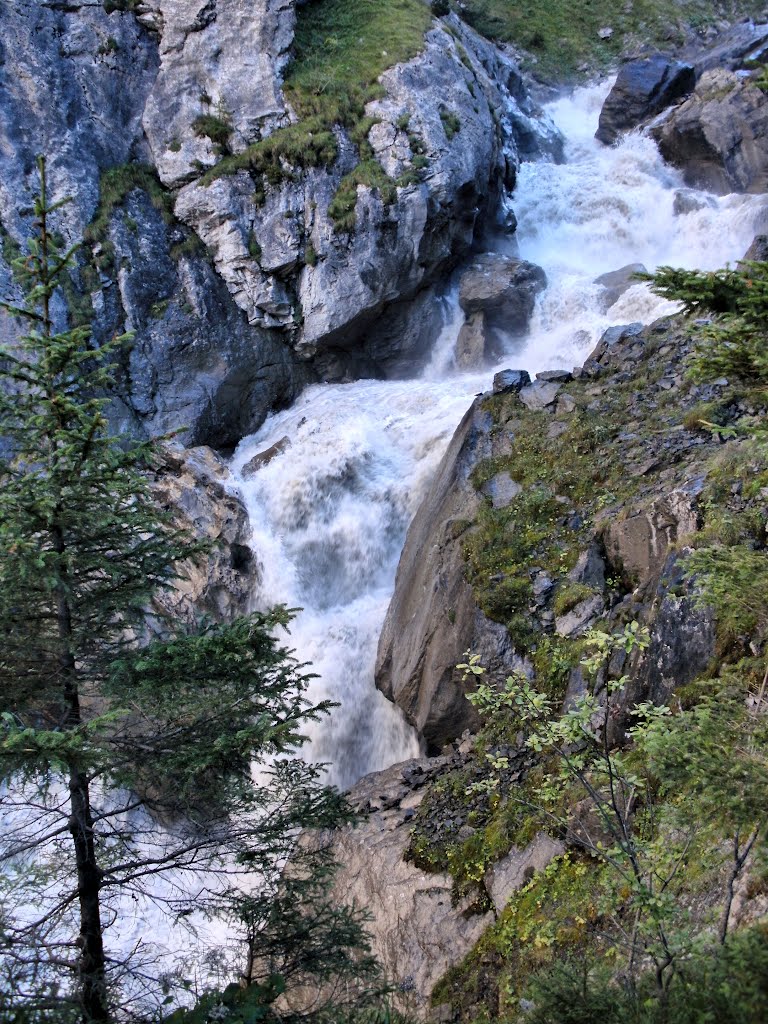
[0,2,559,449]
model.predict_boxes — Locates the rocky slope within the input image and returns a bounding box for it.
[0,2,559,449]
[347,297,768,1017]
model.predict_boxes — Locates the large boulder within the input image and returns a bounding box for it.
[596,55,695,146]
[375,401,530,751]
[652,68,768,194]
[457,253,547,359]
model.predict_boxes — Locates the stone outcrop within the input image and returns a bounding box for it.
[594,262,647,310]
[326,758,494,1018]
[150,443,258,624]
[375,400,532,751]
[0,4,562,450]
[377,312,735,747]
[455,253,547,365]
[652,68,768,194]
[595,54,695,146]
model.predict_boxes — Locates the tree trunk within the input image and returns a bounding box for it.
[53,521,109,1021]
[69,763,109,1022]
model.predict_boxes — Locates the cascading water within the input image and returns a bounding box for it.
[5,80,768,1006]
[231,79,768,792]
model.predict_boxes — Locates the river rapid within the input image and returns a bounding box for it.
[231,78,768,792]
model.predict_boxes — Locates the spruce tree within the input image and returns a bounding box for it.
[0,160,381,1022]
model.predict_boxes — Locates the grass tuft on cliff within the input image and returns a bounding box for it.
[201,0,432,230]
[441,0,767,80]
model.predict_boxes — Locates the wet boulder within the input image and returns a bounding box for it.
[652,68,768,194]
[594,263,647,310]
[596,55,695,146]
[458,253,547,338]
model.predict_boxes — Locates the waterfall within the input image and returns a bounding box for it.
[230,79,768,791]
[5,80,767,1006]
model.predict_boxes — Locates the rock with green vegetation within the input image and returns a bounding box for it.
[324,757,495,1017]
[377,307,752,747]
[653,66,768,193]
[142,0,295,188]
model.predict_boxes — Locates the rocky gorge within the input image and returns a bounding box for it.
[4,0,768,1021]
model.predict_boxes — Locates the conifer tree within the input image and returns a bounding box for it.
[0,159,381,1022]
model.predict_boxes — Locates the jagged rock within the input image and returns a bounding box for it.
[143,0,294,188]
[595,54,695,146]
[493,369,531,394]
[742,233,768,262]
[151,444,258,624]
[455,311,488,369]
[555,594,605,638]
[570,543,607,591]
[602,489,701,587]
[0,4,563,447]
[536,369,573,383]
[594,263,647,310]
[241,436,291,477]
[458,253,547,338]
[589,322,645,364]
[652,68,768,194]
[376,401,531,750]
[682,20,768,77]
[485,834,565,913]
[518,380,561,411]
[324,758,494,1017]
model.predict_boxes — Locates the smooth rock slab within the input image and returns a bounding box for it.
[518,380,561,411]
[485,834,565,913]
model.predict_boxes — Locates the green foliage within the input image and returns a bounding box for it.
[649,260,768,387]
[192,112,233,155]
[248,230,263,262]
[525,925,768,1024]
[200,0,431,230]
[439,108,461,140]
[305,243,318,268]
[454,0,762,81]
[0,160,382,1022]
[329,161,398,232]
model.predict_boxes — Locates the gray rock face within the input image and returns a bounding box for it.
[151,444,258,624]
[375,401,531,750]
[96,189,309,447]
[325,758,494,1016]
[0,3,157,240]
[142,0,295,188]
[652,68,768,194]
[595,54,695,146]
[0,4,562,449]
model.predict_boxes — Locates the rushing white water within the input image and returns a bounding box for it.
[6,80,768,1007]
[231,79,768,792]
